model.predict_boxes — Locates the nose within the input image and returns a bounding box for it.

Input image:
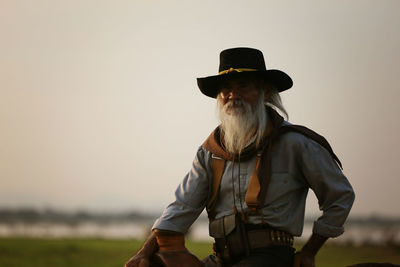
[226,88,241,100]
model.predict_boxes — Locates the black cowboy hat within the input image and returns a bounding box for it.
[197,47,293,98]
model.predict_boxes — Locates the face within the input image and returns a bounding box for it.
[217,76,269,154]
[218,77,260,113]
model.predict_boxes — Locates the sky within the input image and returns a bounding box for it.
[1,0,399,217]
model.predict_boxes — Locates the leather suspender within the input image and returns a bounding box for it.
[244,152,262,211]
[206,155,226,219]
[206,153,262,218]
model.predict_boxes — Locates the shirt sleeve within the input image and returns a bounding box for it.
[299,137,355,238]
[152,146,211,234]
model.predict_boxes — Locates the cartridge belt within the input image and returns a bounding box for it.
[247,228,294,249]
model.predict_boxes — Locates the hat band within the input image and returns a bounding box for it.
[218,68,258,75]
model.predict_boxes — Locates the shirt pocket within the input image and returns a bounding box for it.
[263,172,302,204]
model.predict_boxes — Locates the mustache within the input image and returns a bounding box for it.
[224,99,246,110]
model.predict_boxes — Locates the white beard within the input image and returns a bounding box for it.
[217,94,267,155]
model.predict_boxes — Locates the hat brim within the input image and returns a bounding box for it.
[197,70,293,98]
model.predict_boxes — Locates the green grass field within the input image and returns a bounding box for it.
[0,238,399,267]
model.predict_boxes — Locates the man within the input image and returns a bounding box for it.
[125,47,355,267]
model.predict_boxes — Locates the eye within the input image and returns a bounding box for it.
[220,82,231,90]
[238,82,250,90]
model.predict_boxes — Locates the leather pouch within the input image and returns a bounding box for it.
[209,213,248,262]
[209,213,236,238]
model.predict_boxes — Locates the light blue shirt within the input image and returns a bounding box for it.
[152,123,355,238]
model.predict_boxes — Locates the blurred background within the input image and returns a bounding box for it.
[1,1,400,266]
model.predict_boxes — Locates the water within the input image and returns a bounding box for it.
[1,221,399,246]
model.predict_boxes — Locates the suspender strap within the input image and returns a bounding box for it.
[244,153,262,211]
[207,152,264,215]
[207,156,226,218]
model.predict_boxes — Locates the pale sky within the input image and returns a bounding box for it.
[1,0,399,217]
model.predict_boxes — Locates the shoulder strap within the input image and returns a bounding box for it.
[206,155,226,219]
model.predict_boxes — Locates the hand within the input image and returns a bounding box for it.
[293,251,315,267]
[124,252,151,267]
[125,232,158,267]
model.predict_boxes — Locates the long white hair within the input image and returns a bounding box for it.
[263,82,288,119]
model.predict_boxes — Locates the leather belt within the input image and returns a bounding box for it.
[247,229,294,249]
[213,226,294,264]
